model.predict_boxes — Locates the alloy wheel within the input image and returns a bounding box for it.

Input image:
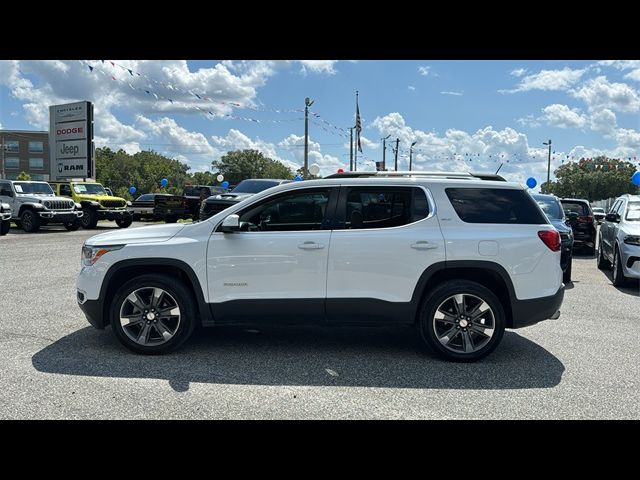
[119,287,181,346]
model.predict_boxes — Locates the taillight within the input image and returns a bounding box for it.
[577,215,593,223]
[538,230,561,252]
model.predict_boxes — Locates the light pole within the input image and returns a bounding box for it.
[381,134,390,171]
[394,138,400,171]
[543,139,552,186]
[303,97,314,179]
[409,141,417,171]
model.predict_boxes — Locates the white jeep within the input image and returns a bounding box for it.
[76,172,564,362]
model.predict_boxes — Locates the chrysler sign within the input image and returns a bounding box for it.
[49,101,94,180]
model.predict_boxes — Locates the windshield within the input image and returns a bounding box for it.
[534,197,564,220]
[626,202,640,221]
[14,182,53,195]
[593,207,604,213]
[73,183,106,195]
[232,180,280,194]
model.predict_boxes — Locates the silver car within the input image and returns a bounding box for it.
[597,194,640,286]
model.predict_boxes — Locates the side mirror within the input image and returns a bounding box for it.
[220,214,240,233]
[605,213,619,223]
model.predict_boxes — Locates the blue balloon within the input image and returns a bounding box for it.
[526,177,537,189]
[160,178,168,187]
[632,171,640,186]
[129,186,137,194]
[221,181,230,189]
[294,175,302,182]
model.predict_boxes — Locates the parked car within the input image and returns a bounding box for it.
[532,193,574,283]
[129,193,186,223]
[200,178,292,221]
[50,180,133,229]
[77,171,564,362]
[182,185,227,220]
[592,207,605,224]
[1,202,11,235]
[597,194,640,286]
[0,180,83,233]
[104,187,114,196]
[560,198,596,255]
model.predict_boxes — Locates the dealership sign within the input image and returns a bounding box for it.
[49,101,94,180]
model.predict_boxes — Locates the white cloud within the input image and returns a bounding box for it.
[589,108,617,136]
[503,67,586,93]
[516,114,541,128]
[540,104,587,129]
[408,85,416,91]
[624,69,640,82]
[279,133,344,176]
[510,68,527,77]
[418,66,431,76]
[299,61,338,75]
[440,91,463,96]
[571,76,640,112]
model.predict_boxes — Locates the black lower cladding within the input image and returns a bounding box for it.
[510,286,564,328]
[78,299,105,329]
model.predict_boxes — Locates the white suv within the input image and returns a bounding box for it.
[76,172,564,362]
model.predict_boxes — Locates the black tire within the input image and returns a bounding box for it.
[0,220,9,236]
[64,217,81,231]
[563,259,572,283]
[110,274,197,354]
[597,241,611,270]
[81,208,99,229]
[115,217,133,228]
[612,247,629,287]
[417,280,506,362]
[165,215,178,223]
[21,209,41,233]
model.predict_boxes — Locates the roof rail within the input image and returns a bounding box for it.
[324,171,506,181]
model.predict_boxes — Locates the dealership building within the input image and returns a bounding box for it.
[0,130,50,181]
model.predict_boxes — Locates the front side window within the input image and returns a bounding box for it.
[609,201,621,215]
[235,189,331,232]
[59,184,72,197]
[342,187,429,229]
[447,188,547,224]
[232,180,281,194]
[29,158,43,169]
[28,141,44,153]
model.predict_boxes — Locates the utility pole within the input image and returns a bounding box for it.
[381,135,390,171]
[0,133,5,179]
[409,141,417,171]
[543,139,552,185]
[349,127,354,171]
[304,97,314,179]
[394,138,400,171]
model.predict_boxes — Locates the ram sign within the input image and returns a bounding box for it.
[49,101,94,180]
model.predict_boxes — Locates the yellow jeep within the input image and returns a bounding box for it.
[49,180,133,229]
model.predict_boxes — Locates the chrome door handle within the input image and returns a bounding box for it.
[298,241,324,250]
[411,241,438,250]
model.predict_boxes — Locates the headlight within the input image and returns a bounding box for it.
[89,201,100,206]
[81,244,124,266]
[623,235,640,246]
[43,201,51,208]
[126,201,132,206]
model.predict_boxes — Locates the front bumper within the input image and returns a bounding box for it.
[510,285,565,329]
[78,296,106,329]
[1,212,11,221]
[97,209,132,221]
[620,242,640,279]
[38,210,83,222]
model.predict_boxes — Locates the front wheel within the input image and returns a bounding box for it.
[81,208,99,229]
[115,217,132,228]
[21,210,41,233]
[612,247,629,287]
[110,274,197,354]
[418,280,505,362]
[64,217,81,231]
[0,220,9,235]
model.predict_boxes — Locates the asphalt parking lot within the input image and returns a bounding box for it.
[0,222,638,419]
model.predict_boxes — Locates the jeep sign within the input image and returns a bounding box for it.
[50,101,94,181]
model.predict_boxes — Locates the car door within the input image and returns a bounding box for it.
[602,200,621,258]
[0,181,16,214]
[325,185,445,323]
[207,186,338,324]
[612,199,626,252]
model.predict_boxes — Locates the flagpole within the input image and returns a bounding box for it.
[354,91,359,172]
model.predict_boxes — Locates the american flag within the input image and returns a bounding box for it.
[355,99,362,153]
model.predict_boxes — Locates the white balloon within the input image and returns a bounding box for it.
[309,164,320,175]
[216,174,224,182]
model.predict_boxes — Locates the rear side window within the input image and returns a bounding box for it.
[561,201,589,216]
[446,188,547,224]
[343,187,429,229]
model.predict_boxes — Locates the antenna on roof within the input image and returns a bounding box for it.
[495,163,504,174]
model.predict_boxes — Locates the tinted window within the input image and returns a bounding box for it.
[236,189,330,232]
[626,202,640,221]
[232,180,281,194]
[532,196,563,220]
[609,201,621,215]
[59,184,72,197]
[343,187,428,230]
[615,201,626,216]
[136,194,154,201]
[561,201,589,217]
[446,188,547,224]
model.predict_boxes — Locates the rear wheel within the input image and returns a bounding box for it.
[563,259,572,283]
[110,274,197,354]
[21,210,41,233]
[612,247,629,287]
[418,280,505,362]
[115,217,132,228]
[597,240,611,270]
[81,208,99,229]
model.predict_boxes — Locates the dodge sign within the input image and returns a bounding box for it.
[49,101,94,180]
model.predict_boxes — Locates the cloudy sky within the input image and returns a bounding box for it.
[1,60,640,188]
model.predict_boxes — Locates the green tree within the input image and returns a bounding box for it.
[543,157,638,201]
[296,167,321,180]
[191,171,218,186]
[16,171,31,180]
[211,149,294,185]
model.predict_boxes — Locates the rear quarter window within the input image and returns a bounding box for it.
[445,188,547,224]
